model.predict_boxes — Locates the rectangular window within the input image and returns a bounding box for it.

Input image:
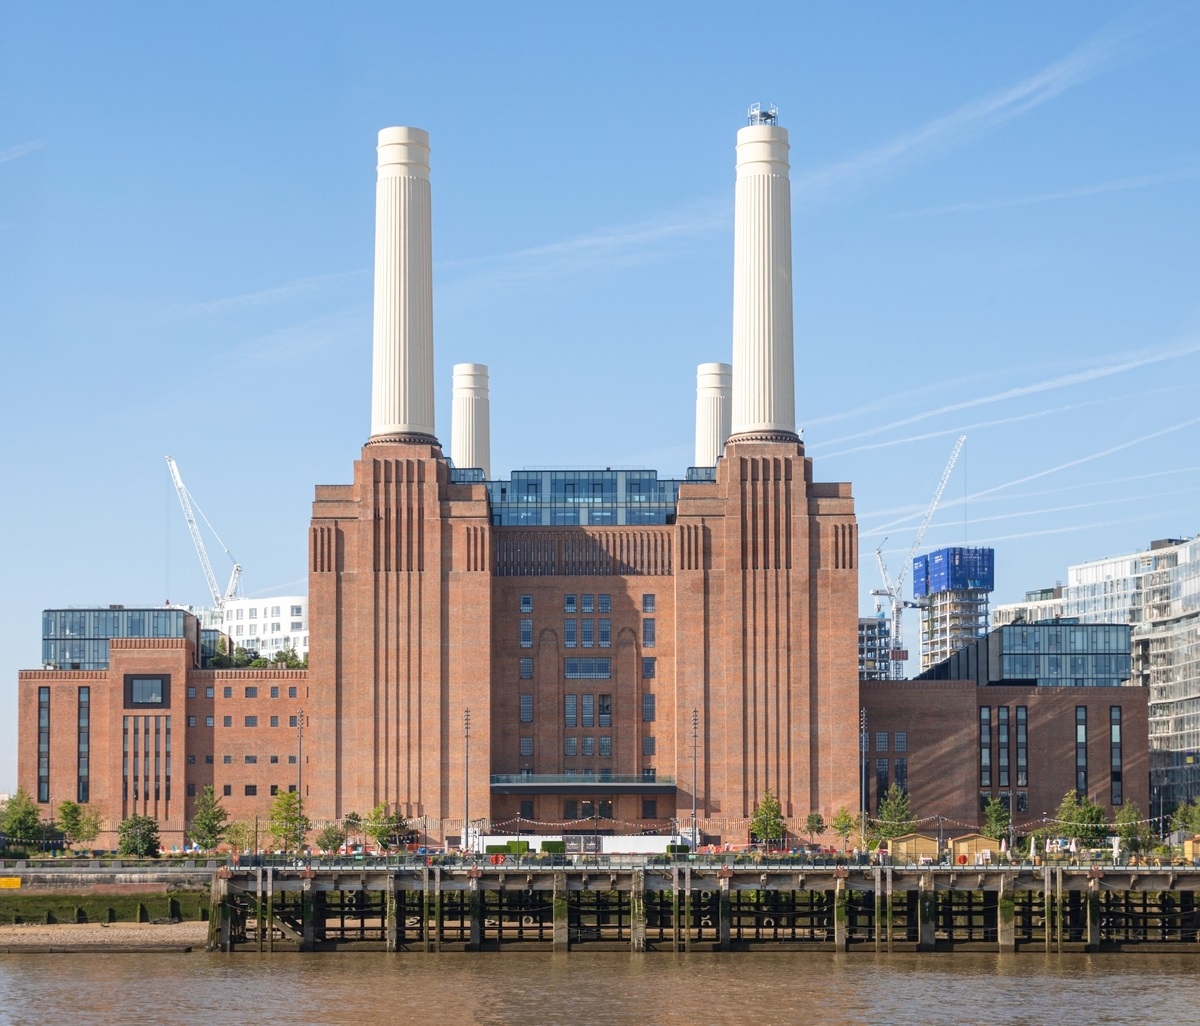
[270,686,279,699]
[599,737,612,757]
[579,736,593,756]
[643,693,656,722]
[564,619,577,648]
[245,687,258,699]
[37,686,50,802]
[520,594,533,613]
[270,784,279,796]
[206,687,215,699]
[289,716,297,728]
[565,658,611,679]
[519,695,533,723]
[187,687,196,699]
[894,758,908,793]
[223,716,232,727]
[206,715,214,728]
[642,798,658,819]
[520,619,533,648]
[224,754,233,764]
[1110,706,1123,806]
[291,605,302,616]
[642,594,656,613]
[187,783,196,797]
[564,595,577,614]
[642,658,656,679]
[1076,706,1088,797]
[564,800,578,819]
[598,594,611,613]
[598,694,612,727]
[520,799,534,819]
[288,687,297,698]
[894,731,908,753]
[581,619,594,648]
[1016,706,1028,787]
[270,755,279,764]
[245,754,257,764]
[245,785,257,796]
[245,716,257,728]
[581,594,594,614]
[519,658,533,680]
[270,716,279,727]
[520,737,533,757]
[223,784,232,796]
[76,687,90,804]
[581,693,595,728]
[643,736,656,756]
[186,754,196,765]
[564,694,577,728]
[876,759,889,809]
[598,619,611,648]
[129,677,166,705]
[564,737,578,757]
[641,767,657,782]
[288,755,297,765]
[642,618,656,648]
[875,731,888,753]
[205,754,214,764]
[188,715,196,727]
[224,687,232,699]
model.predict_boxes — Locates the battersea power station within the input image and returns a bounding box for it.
[19,110,864,850]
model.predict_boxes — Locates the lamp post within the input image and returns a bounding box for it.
[296,707,305,856]
[691,708,699,851]
[860,708,868,849]
[463,708,470,855]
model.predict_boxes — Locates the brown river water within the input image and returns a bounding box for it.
[1,951,1198,1025]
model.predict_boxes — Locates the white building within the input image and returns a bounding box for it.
[198,595,309,661]
[992,586,1065,627]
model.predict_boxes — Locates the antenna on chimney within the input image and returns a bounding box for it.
[747,102,778,125]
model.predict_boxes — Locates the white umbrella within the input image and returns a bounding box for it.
[1000,837,1007,853]
[1069,837,1078,854]
[1029,834,1036,860]
[1112,835,1121,863]
[1045,835,1051,854]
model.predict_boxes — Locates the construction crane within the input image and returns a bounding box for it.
[165,456,242,610]
[872,434,966,680]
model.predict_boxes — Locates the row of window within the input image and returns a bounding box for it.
[519,621,656,649]
[868,731,908,753]
[184,753,297,765]
[186,714,300,728]
[519,594,656,614]
[188,782,298,797]
[187,685,300,700]
[980,706,1028,790]
[229,605,301,620]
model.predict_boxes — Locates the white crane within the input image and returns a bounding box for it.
[872,434,966,680]
[165,456,242,610]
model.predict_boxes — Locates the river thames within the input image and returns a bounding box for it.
[1,951,1198,1025]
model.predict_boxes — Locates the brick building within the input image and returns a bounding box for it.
[17,111,863,849]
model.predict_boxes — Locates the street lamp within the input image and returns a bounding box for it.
[463,708,470,855]
[296,707,305,855]
[691,708,699,851]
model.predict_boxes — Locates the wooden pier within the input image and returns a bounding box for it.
[206,859,1200,954]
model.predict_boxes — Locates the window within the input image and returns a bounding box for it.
[876,759,889,809]
[875,731,888,753]
[291,605,302,616]
[520,619,533,648]
[599,736,612,757]
[564,737,578,757]
[270,686,279,699]
[598,694,612,727]
[206,715,215,728]
[245,755,257,764]
[564,694,577,728]
[642,798,658,819]
[895,758,908,794]
[289,715,298,728]
[519,658,533,680]
[223,687,232,699]
[582,594,594,613]
[187,687,196,699]
[37,687,49,802]
[291,622,303,631]
[245,716,257,728]
[598,594,611,613]
[288,687,297,699]
[582,693,595,728]
[205,755,214,765]
[519,695,533,723]
[270,755,279,764]
[564,800,578,819]
[520,799,534,819]
[128,676,166,706]
[564,595,577,614]
[581,619,594,648]
[188,716,196,728]
[223,716,232,728]
[642,658,655,679]
[979,706,991,787]
[1111,706,1123,806]
[581,736,595,756]
[245,785,258,796]
[894,731,908,753]
[223,755,232,765]
[270,784,279,796]
[270,716,279,727]
[1076,706,1088,797]
[520,737,533,757]
[565,658,611,679]
[187,783,196,797]
[641,768,657,781]
[205,687,214,699]
[288,755,297,765]
[520,594,533,613]
[245,687,258,698]
[642,594,656,613]
[642,618,655,648]
[643,736,656,756]
[249,608,257,619]
[643,694,656,722]
[1016,705,1028,787]
[186,754,196,765]
[598,619,611,648]
[223,784,232,796]
[564,619,577,648]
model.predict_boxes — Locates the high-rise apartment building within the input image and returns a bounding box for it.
[913,546,994,671]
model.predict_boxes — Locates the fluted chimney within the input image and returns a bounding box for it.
[451,363,491,477]
[695,362,731,466]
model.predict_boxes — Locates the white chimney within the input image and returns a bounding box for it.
[451,363,491,478]
[369,126,437,443]
[695,362,731,467]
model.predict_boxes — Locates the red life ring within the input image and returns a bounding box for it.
[490,853,504,865]
[956,854,968,865]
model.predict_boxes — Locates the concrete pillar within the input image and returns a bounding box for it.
[917,874,936,952]
[468,874,483,950]
[834,877,848,951]
[255,866,264,952]
[370,126,437,445]
[717,876,732,950]
[729,115,798,444]
[422,865,435,954]
[873,866,882,953]
[694,362,731,466]
[450,363,491,476]
[301,881,315,951]
[997,874,1015,953]
[266,867,274,953]
[553,873,569,953]
[1086,880,1101,951]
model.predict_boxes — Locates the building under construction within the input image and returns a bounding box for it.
[914,546,995,672]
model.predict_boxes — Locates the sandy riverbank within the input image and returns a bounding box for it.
[0,921,209,952]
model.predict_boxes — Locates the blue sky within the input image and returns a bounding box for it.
[2,2,1198,790]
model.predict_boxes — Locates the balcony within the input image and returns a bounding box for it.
[490,774,676,795]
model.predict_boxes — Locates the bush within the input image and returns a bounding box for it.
[540,841,566,854]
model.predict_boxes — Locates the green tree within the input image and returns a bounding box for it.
[874,784,915,843]
[363,803,407,851]
[189,785,230,850]
[56,800,101,850]
[269,789,311,854]
[3,787,42,843]
[225,820,255,854]
[271,647,305,669]
[1055,791,1108,848]
[317,823,347,854]
[803,812,826,845]
[117,814,161,858]
[983,796,1011,844]
[344,811,362,849]
[749,787,785,849]
[830,807,857,850]
[1115,801,1154,855]
[1171,797,1200,838]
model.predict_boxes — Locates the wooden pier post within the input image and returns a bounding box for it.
[386,875,397,952]
[916,872,936,952]
[997,873,1015,953]
[553,872,569,953]
[631,869,646,952]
